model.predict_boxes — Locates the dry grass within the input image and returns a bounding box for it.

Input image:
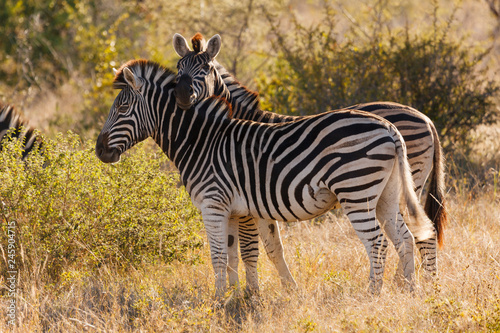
[2,191,499,332]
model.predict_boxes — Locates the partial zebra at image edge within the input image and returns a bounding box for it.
[0,102,43,160]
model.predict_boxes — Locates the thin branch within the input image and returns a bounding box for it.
[485,0,500,18]
[339,5,371,41]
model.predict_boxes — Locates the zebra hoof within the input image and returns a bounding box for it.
[281,278,298,290]
[393,274,415,293]
[421,269,438,282]
[367,279,383,295]
[244,285,260,298]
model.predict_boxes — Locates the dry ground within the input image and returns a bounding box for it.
[2,191,500,332]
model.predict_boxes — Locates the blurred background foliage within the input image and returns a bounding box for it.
[257,3,499,151]
[1,0,500,182]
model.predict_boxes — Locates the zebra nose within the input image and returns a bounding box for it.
[95,132,121,163]
[95,132,107,158]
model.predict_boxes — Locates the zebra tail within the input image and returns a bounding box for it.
[391,126,435,243]
[424,122,448,249]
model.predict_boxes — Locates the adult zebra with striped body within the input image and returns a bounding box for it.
[96,60,435,298]
[172,33,446,292]
[0,103,41,159]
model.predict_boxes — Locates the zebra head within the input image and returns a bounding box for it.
[96,60,173,163]
[173,33,222,110]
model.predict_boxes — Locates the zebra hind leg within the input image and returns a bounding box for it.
[376,161,417,291]
[376,202,416,291]
[415,238,437,279]
[257,219,297,290]
[342,202,389,294]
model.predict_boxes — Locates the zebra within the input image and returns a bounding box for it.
[0,102,41,159]
[172,33,445,291]
[95,59,436,298]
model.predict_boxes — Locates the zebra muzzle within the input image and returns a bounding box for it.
[174,74,196,110]
[95,132,121,163]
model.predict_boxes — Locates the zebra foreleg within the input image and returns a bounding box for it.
[201,206,230,300]
[227,217,240,290]
[342,204,389,294]
[257,219,297,289]
[237,217,260,294]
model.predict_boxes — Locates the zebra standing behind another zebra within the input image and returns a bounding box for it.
[96,60,436,298]
[172,32,445,292]
[0,103,42,159]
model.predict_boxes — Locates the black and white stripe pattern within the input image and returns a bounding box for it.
[0,103,40,159]
[96,60,436,297]
[172,33,444,292]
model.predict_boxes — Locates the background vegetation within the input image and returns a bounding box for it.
[257,3,499,150]
[1,0,500,331]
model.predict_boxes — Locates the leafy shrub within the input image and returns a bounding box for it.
[257,4,499,150]
[0,132,203,284]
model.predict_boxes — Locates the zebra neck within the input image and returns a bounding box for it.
[213,70,231,102]
[154,96,232,192]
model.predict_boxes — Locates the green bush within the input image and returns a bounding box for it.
[0,132,203,284]
[257,4,499,150]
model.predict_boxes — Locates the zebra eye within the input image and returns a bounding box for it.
[117,104,129,114]
[203,64,211,71]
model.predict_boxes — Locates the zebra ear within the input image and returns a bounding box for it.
[123,67,143,90]
[113,68,118,76]
[206,34,221,59]
[173,33,191,57]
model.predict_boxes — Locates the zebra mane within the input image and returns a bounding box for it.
[113,59,176,90]
[217,96,233,118]
[191,33,206,53]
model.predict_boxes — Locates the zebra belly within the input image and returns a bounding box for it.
[296,186,339,220]
[260,186,339,222]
